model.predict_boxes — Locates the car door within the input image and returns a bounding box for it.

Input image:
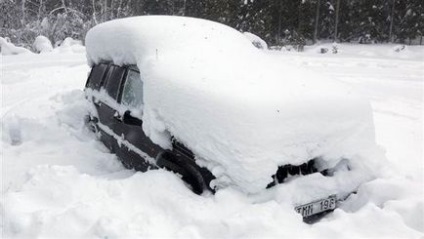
[113,66,163,171]
[85,63,118,152]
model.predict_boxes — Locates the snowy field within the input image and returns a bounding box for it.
[1,44,423,238]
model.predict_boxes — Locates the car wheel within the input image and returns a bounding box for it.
[156,151,210,195]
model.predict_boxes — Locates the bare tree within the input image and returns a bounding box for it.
[313,0,321,43]
[277,0,282,44]
[21,0,27,25]
[388,0,395,42]
[333,0,340,42]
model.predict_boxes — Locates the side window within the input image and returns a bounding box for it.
[103,65,125,99]
[86,64,108,90]
[121,69,144,111]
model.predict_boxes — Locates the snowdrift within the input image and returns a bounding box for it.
[55,37,85,53]
[33,36,53,53]
[0,37,32,55]
[2,40,422,238]
[85,16,384,193]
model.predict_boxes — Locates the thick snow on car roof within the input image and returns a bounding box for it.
[85,16,383,193]
[85,16,255,67]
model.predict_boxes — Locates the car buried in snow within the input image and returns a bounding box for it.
[83,16,384,222]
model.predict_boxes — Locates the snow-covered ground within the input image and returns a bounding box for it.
[1,44,423,238]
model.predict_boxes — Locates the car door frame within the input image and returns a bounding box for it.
[85,63,120,153]
[112,65,164,171]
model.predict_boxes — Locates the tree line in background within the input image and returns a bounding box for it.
[1,0,423,50]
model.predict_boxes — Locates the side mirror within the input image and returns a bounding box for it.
[115,110,142,126]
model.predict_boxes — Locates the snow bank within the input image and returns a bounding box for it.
[55,37,85,53]
[33,36,53,53]
[302,43,424,61]
[85,16,384,193]
[0,37,32,55]
[61,37,82,47]
[243,32,268,49]
[1,46,422,238]
[5,164,422,238]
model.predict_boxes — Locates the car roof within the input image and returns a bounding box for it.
[85,16,255,67]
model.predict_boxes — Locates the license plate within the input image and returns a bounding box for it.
[295,195,337,218]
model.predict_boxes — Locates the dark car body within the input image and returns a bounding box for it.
[84,63,215,194]
[84,63,322,195]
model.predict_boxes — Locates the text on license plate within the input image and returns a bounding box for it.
[295,195,337,217]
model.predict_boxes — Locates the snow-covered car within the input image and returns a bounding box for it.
[84,16,384,220]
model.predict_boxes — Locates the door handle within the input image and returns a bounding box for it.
[114,112,124,122]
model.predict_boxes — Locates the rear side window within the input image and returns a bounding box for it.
[103,65,126,99]
[86,64,108,90]
[121,69,144,111]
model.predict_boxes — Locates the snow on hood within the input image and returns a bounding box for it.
[85,16,381,193]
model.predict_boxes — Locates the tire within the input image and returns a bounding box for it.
[156,151,212,195]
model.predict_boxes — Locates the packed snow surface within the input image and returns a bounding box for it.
[86,16,385,193]
[1,43,423,238]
